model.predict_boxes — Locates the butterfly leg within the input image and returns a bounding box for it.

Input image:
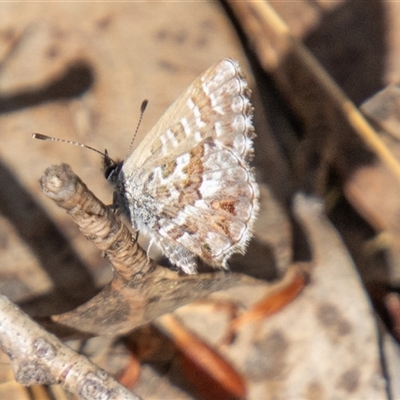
[159,238,198,274]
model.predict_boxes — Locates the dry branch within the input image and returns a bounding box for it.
[0,292,142,400]
[39,164,261,336]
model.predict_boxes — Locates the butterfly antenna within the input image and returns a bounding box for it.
[126,99,148,158]
[32,133,117,163]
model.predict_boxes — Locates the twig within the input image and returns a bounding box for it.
[39,162,151,282]
[0,292,142,400]
[40,164,261,336]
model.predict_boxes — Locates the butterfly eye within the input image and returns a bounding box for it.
[104,163,123,183]
[104,165,113,180]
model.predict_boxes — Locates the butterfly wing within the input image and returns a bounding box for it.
[124,58,255,172]
[119,59,259,273]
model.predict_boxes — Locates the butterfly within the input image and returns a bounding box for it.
[105,58,259,274]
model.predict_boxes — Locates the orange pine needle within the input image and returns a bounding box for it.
[230,270,306,332]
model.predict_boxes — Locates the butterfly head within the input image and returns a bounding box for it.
[103,149,123,185]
